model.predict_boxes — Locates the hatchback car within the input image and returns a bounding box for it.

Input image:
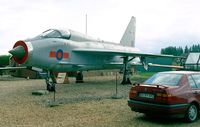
[128,71,200,122]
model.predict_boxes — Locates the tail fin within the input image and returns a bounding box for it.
[120,16,136,47]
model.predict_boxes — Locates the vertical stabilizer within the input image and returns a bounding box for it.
[120,16,136,47]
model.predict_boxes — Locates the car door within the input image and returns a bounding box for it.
[189,74,200,102]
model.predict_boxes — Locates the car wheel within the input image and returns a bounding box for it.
[185,104,198,122]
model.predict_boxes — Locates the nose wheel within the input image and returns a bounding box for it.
[45,71,56,92]
[46,82,55,92]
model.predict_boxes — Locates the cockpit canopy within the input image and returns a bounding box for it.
[32,28,98,42]
[35,29,71,39]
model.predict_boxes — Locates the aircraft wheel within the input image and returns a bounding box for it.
[47,83,55,92]
[76,71,84,83]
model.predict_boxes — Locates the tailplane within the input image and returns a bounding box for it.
[120,16,136,47]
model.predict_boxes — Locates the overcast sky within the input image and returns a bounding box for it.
[0,0,200,54]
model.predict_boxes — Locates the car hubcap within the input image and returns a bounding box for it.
[188,105,197,121]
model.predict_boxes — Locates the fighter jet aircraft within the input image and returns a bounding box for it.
[1,16,181,91]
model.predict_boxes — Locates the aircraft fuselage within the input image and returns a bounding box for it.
[19,37,140,72]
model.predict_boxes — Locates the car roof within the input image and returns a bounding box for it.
[158,71,200,75]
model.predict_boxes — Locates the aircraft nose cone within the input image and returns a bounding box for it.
[9,46,25,59]
[10,41,29,64]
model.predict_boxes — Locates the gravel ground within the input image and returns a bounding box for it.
[0,75,200,127]
[0,75,132,127]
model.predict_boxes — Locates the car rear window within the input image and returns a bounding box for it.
[144,73,183,86]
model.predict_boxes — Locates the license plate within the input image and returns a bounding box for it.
[138,93,154,99]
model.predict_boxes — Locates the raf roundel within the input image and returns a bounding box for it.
[49,49,69,60]
[56,49,63,61]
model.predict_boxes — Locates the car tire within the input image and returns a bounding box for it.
[185,104,198,122]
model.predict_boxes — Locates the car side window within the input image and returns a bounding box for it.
[191,74,200,88]
[188,76,197,88]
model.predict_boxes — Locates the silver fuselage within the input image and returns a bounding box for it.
[24,38,140,72]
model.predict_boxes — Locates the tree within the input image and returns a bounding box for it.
[161,44,200,56]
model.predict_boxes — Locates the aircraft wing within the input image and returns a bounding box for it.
[72,48,184,58]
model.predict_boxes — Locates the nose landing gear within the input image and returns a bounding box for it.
[45,71,56,92]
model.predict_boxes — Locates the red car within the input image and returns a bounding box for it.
[128,71,200,122]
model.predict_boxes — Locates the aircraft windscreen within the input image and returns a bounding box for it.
[33,29,71,39]
[39,29,62,38]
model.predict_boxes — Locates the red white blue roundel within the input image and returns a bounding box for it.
[56,49,63,61]
[49,49,69,60]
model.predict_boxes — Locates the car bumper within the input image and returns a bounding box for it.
[128,99,189,115]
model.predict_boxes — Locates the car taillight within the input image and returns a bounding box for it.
[129,90,137,97]
[156,93,172,101]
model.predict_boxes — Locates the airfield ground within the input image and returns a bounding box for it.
[0,74,200,127]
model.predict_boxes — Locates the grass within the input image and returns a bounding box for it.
[131,72,155,83]
[0,74,200,126]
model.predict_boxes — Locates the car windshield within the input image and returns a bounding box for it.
[144,73,183,86]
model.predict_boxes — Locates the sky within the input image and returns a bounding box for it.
[0,0,200,54]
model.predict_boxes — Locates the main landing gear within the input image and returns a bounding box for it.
[76,71,84,83]
[121,56,132,85]
[74,57,134,85]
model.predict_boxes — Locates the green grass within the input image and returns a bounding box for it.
[131,72,155,83]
